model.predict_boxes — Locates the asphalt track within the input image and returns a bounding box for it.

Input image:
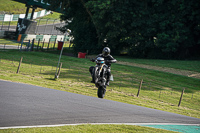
[0,80,200,132]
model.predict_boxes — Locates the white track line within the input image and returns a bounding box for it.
[0,123,199,129]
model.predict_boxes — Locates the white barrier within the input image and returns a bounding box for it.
[2,10,51,21]
[4,14,13,21]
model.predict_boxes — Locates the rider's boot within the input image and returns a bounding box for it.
[91,77,95,83]
[106,80,110,86]
[89,66,95,83]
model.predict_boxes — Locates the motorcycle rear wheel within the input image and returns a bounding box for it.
[97,86,106,98]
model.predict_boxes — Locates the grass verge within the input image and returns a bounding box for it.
[0,124,177,133]
[0,0,42,14]
[0,39,19,45]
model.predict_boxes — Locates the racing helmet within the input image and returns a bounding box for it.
[96,57,105,64]
[102,47,110,57]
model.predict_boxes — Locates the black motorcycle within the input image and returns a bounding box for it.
[90,57,108,98]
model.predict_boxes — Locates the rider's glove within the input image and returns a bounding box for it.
[106,60,111,63]
[106,59,117,63]
[90,58,95,62]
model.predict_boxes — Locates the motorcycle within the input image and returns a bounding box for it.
[90,57,108,98]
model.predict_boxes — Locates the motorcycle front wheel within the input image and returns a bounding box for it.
[92,67,98,83]
[97,86,106,98]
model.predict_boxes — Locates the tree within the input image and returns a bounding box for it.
[44,0,200,59]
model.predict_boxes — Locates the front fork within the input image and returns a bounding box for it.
[91,64,107,87]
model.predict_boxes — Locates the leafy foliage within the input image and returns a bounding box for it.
[44,0,200,59]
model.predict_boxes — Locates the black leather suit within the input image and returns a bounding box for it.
[89,54,117,83]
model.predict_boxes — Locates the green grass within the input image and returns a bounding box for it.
[0,124,177,133]
[40,12,61,20]
[0,39,19,45]
[116,56,200,73]
[0,50,199,120]
[0,0,62,26]
[0,0,42,14]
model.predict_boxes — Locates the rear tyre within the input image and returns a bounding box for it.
[97,86,106,98]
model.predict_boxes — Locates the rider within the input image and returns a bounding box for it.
[89,47,117,86]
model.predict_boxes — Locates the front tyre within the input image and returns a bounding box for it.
[92,67,98,83]
[97,86,106,98]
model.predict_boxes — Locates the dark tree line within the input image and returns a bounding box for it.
[45,0,200,59]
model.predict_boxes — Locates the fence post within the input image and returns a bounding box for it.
[137,79,143,97]
[47,38,50,50]
[31,39,34,51]
[27,40,30,51]
[20,39,24,51]
[37,38,40,50]
[54,35,66,79]
[178,88,185,107]
[53,38,56,49]
[16,57,23,74]
[42,39,45,50]
[56,62,62,79]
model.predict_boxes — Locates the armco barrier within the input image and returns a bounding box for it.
[20,34,71,43]
[35,35,44,41]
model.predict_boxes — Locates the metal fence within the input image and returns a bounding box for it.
[35,19,66,35]
[0,13,15,31]
[0,17,66,35]
[0,38,70,51]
